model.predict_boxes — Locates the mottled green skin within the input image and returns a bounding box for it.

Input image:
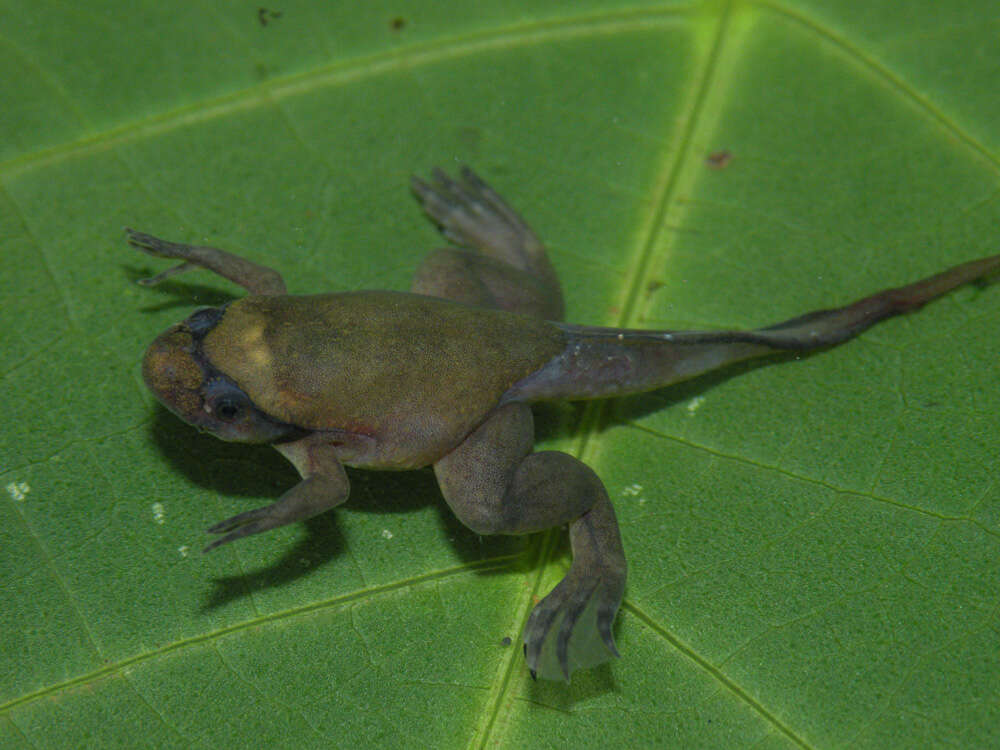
[203,291,566,468]
[129,168,999,682]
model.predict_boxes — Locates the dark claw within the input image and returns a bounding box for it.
[410,177,458,227]
[203,531,244,553]
[124,227,153,248]
[433,168,485,214]
[457,166,523,226]
[522,574,623,681]
[125,228,176,257]
[409,176,431,200]
[203,506,277,552]
[126,228,200,285]
[598,604,620,656]
[203,521,266,552]
[523,600,559,675]
[206,507,266,534]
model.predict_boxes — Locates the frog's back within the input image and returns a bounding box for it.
[201,291,566,466]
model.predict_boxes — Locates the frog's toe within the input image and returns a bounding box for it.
[522,571,623,681]
[125,227,161,253]
[411,167,539,263]
[126,228,200,285]
[411,168,484,246]
[126,228,187,259]
[203,505,284,551]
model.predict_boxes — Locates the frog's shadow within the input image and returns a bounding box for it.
[148,341,811,614]
[147,408,516,611]
[123,264,238,312]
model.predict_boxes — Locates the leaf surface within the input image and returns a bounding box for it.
[2,1,999,747]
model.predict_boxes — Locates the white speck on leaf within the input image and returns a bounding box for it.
[178,546,190,557]
[6,481,29,501]
[686,396,705,415]
[152,502,166,524]
[621,483,643,498]
[381,529,394,540]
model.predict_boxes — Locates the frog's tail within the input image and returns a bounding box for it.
[504,252,1000,402]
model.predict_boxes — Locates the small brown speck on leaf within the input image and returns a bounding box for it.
[706,150,733,169]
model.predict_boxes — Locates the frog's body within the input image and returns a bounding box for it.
[198,292,566,468]
[130,167,1000,682]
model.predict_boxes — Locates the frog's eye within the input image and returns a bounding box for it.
[203,379,252,423]
[199,377,300,444]
[213,397,244,422]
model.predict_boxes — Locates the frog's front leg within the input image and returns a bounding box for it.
[205,435,349,551]
[434,402,626,681]
[126,228,286,295]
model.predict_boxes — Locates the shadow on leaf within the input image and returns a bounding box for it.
[123,263,239,311]
[605,349,819,427]
[201,511,345,611]
[150,406,295,498]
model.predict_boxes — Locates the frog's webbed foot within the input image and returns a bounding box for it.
[409,168,564,320]
[523,555,624,681]
[126,228,286,295]
[411,166,545,268]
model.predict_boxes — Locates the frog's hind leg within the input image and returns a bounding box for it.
[434,402,626,681]
[411,167,565,320]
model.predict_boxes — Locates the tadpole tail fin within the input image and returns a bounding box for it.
[505,252,1000,403]
[751,252,1000,349]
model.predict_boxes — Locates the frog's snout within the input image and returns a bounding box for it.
[142,325,208,424]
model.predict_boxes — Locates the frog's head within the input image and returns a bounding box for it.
[142,306,303,444]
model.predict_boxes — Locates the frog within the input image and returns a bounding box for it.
[129,167,999,681]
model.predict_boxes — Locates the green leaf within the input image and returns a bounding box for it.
[3,1,998,747]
